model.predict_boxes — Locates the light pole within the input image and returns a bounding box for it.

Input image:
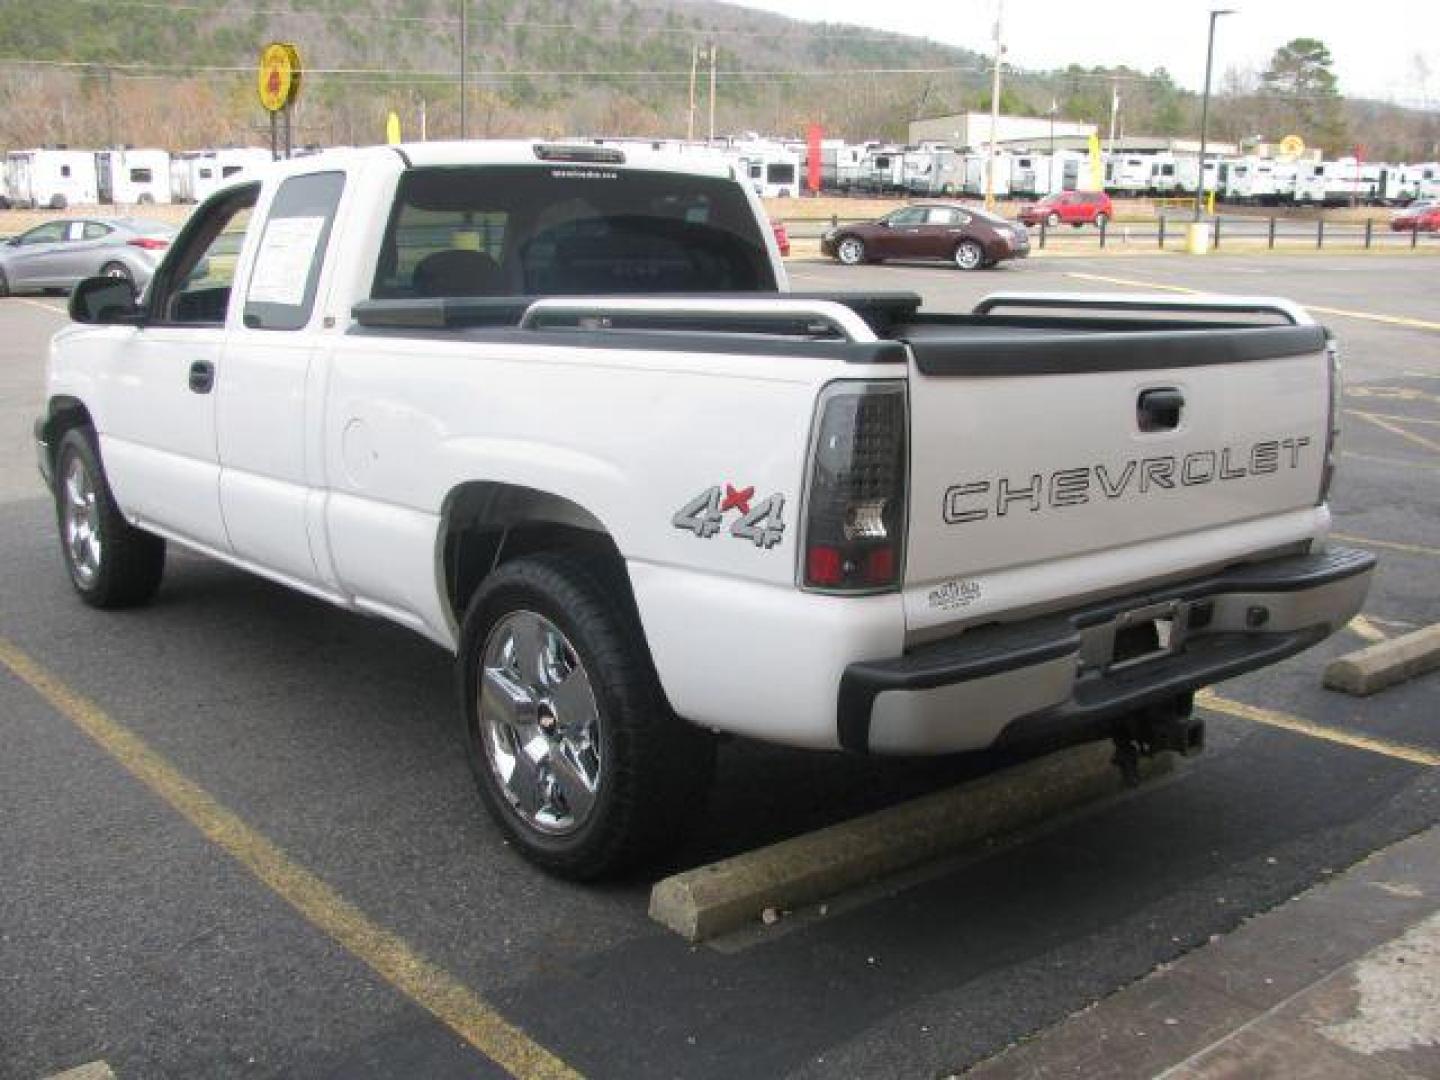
[984,0,1005,210]
[1194,8,1234,221]
[1048,98,1057,195]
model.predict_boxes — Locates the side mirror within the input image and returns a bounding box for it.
[69,275,143,325]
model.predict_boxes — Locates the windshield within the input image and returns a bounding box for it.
[373,165,776,298]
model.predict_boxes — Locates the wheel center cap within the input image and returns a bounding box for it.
[538,705,558,735]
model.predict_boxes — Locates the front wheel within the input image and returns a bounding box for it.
[458,554,715,879]
[54,428,165,608]
[835,236,866,265]
[100,261,133,288]
[953,239,985,271]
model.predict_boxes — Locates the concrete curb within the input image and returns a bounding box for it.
[1323,623,1440,696]
[649,742,1172,943]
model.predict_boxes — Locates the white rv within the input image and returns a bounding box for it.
[96,148,172,205]
[1223,158,1295,205]
[859,147,906,193]
[1149,154,1199,195]
[961,151,1011,198]
[1009,153,1051,197]
[1104,154,1153,196]
[1294,159,1381,206]
[171,148,273,203]
[902,146,959,196]
[731,142,800,198]
[3,149,99,208]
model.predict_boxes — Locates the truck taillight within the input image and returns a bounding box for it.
[801,381,908,593]
[1320,331,1341,504]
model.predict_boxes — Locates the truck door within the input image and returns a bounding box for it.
[218,170,347,587]
[96,183,260,552]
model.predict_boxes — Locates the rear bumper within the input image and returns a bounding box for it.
[839,547,1376,755]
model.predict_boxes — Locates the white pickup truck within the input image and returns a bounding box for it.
[38,142,1374,878]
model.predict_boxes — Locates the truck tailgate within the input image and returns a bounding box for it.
[902,323,1331,637]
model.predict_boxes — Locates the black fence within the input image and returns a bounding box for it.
[787,214,1440,252]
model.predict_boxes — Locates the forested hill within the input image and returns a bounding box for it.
[0,0,1433,161]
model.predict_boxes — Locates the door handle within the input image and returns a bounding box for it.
[1137,387,1184,432]
[189,360,214,394]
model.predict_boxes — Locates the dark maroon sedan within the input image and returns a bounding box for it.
[820,202,1029,270]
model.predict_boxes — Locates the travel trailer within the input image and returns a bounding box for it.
[96,148,172,205]
[3,149,99,208]
[170,148,273,203]
[1149,153,1200,195]
[858,146,907,193]
[1104,154,1153,196]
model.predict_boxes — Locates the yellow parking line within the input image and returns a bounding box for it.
[1197,690,1440,767]
[1342,450,1440,472]
[1347,410,1440,455]
[1348,412,1440,427]
[1332,533,1440,559]
[0,637,581,1080]
[1063,272,1440,331]
[7,296,67,316]
[1348,615,1389,644]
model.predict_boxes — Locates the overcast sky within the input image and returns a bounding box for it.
[726,0,1438,106]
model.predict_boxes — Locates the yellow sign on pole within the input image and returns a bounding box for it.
[1086,132,1104,190]
[257,42,302,113]
[386,111,402,145]
[1279,134,1306,160]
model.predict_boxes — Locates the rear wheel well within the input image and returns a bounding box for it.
[440,482,630,632]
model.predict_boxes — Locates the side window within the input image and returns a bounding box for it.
[130,168,153,183]
[243,171,344,331]
[148,183,260,326]
[222,165,244,178]
[925,208,954,225]
[83,222,111,240]
[61,164,72,178]
[19,222,67,245]
[888,208,926,227]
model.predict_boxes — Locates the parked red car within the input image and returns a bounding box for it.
[1018,190,1114,229]
[1390,201,1440,232]
[770,220,790,256]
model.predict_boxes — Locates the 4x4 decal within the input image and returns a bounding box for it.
[672,484,785,549]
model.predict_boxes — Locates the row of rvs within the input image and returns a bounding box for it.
[5,140,1439,210]
[0,147,274,209]
[692,138,1440,206]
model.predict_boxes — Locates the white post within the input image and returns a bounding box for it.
[708,45,717,142]
[688,44,698,143]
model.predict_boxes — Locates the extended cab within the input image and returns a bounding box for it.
[37,142,1374,878]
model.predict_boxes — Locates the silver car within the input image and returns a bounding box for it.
[0,217,175,296]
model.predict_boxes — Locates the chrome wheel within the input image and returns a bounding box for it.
[62,453,102,587]
[954,240,983,271]
[836,237,865,265]
[478,610,601,836]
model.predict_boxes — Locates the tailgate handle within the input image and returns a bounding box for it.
[1138,388,1184,432]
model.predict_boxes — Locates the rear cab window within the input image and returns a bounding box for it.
[372,165,776,299]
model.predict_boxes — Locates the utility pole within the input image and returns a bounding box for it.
[458,0,467,140]
[984,0,1004,209]
[708,44,717,142]
[1107,83,1119,161]
[688,43,699,142]
[1195,9,1234,221]
[1048,98,1057,194]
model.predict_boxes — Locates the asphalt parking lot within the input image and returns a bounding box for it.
[2,253,1437,1079]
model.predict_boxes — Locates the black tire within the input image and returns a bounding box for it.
[835,235,866,266]
[49,194,67,210]
[953,239,985,271]
[53,427,165,608]
[0,266,9,298]
[100,261,133,288]
[457,553,715,880]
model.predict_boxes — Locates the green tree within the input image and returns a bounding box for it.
[1260,37,1348,151]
